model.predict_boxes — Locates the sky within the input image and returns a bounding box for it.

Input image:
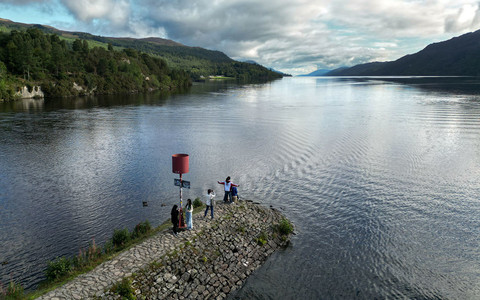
[1,0,480,75]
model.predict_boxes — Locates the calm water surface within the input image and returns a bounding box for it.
[1,77,480,299]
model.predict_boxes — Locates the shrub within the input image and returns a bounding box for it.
[131,220,152,239]
[256,232,268,246]
[45,256,72,281]
[193,197,203,208]
[277,218,293,235]
[103,240,115,255]
[112,228,130,248]
[111,278,135,300]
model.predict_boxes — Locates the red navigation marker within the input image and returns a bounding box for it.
[172,154,189,229]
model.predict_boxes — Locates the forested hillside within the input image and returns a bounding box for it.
[0,18,283,98]
[0,28,191,100]
[47,31,283,81]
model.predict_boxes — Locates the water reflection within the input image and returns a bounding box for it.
[319,76,480,95]
[1,77,480,299]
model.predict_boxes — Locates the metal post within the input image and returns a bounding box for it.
[178,173,185,228]
[179,173,183,207]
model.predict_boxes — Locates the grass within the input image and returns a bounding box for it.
[111,278,135,300]
[277,218,294,235]
[57,35,110,50]
[256,231,268,246]
[0,281,24,300]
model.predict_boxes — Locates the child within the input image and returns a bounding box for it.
[231,185,239,203]
[204,189,215,219]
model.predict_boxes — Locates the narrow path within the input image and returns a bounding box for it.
[37,200,290,299]
[38,204,228,299]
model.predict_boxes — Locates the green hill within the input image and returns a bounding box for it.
[0,18,282,82]
[0,27,191,100]
[326,29,480,76]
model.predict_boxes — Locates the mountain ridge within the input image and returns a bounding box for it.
[326,29,480,76]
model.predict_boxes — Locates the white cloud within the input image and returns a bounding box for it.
[445,3,480,32]
[126,0,480,74]
[3,0,480,74]
[60,0,131,27]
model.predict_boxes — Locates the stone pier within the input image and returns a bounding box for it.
[37,200,292,299]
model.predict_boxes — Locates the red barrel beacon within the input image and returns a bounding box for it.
[172,153,189,174]
[172,153,189,229]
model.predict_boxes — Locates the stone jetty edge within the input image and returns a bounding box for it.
[38,200,293,300]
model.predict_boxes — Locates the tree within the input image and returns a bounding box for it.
[73,39,83,52]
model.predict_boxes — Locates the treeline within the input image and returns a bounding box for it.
[0,28,191,100]
[72,32,283,81]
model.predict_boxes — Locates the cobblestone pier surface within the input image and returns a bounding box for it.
[37,200,292,299]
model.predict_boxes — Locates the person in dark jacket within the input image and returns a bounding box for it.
[171,204,179,236]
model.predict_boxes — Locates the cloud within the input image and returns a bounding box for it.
[3,0,480,74]
[127,0,480,74]
[132,0,331,73]
[445,3,480,32]
[60,0,131,27]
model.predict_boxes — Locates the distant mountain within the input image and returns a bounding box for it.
[0,18,282,81]
[299,69,332,76]
[244,60,291,76]
[326,29,480,76]
[324,67,349,76]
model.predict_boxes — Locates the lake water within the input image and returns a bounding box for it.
[1,77,480,298]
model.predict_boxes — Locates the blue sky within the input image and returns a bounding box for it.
[1,0,480,75]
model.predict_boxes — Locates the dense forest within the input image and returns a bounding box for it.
[0,19,284,101]
[47,31,284,82]
[0,28,191,100]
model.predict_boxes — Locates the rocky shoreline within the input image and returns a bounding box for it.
[38,200,292,299]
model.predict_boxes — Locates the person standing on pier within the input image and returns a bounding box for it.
[185,199,193,230]
[204,189,215,219]
[231,185,239,203]
[171,205,179,236]
[217,176,239,203]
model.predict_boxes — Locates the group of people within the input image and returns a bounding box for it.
[170,176,240,236]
